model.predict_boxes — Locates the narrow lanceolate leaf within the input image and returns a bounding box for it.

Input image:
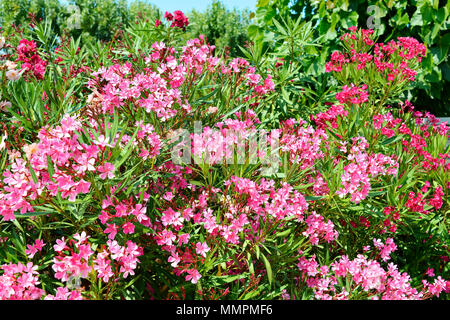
[367,190,386,197]
[260,252,273,286]
[27,163,39,184]
[381,135,400,145]
[304,195,324,201]
[16,211,52,218]
[46,155,55,181]
[114,125,140,169]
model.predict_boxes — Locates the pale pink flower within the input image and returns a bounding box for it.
[195,241,210,257]
[6,69,21,81]
[186,268,202,284]
[53,237,67,252]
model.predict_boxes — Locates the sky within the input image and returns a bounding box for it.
[144,0,256,13]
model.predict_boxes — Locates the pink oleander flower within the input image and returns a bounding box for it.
[93,251,114,283]
[280,118,327,169]
[122,222,135,234]
[156,229,177,246]
[195,241,210,258]
[164,11,173,21]
[297,251,438,300]
[178,233,190,245]
[336,84,368,105]
[312,104,348,129]
[186,268,202,284]
[97,162,115,179]
[0,115,101,220]
[54,237,67,252]
[73,231,89,245]
[168,252,181,268]
[162,192,174,201]
[336,136,398,204]
[44,287,83,300]
[426,268,435,277]
[25,239,46,259]
[94,135,113,148]
[171,10,189,29]
[104,223,119,240]
[16,39,47,80]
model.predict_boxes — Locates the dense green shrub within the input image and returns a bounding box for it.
[242,14,335,124]
[249,0,450,116]
[0,0,159,43]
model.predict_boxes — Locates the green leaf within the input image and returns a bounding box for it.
[276,228,292,238]
[27,163,39,184]
[381,135,400,145]
[272,19,288,36]
[256,0,270,8]
[304,195,324,201]
[47,155,55,181]
[434,7,447,23]
[260,252,273,286]
[15,211,51,218]
[209,273,250,285]
[368,190,387,197]
[410,9,423,26]
[114,126,140,169]
[248,25,261,39]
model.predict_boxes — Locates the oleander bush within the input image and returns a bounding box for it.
[186,0,251,57]
[0,11,448,300]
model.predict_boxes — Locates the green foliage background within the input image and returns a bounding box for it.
[249,0,450,116]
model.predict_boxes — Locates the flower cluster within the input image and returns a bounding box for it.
[0,24,447,301]
[341,26,375,46]
[25,239,46,259]
[404,183,444,215]
[44,287,83,300]
[312,104,348,130]
[16,39,47,80]
[0,115,110,220]
[297,246,446,300]
[191,110,260,165]
[326,27,426,85]
[335,84,369,105]
[52,232,143,285]
[374,37,426,82]
[336,136,398,203]
[100,194,152,239]
[280,118,327,169]
[151,175,338,284]
[0,262,44,300]
[164,11,189,29]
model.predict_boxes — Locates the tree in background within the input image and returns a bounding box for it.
[187,0,251,57]
[0,0,160,43]
[0,0,65,35]
[250,0,450,116]
[0,0,250,57]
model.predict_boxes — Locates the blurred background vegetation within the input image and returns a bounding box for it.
[0,0,448,116]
